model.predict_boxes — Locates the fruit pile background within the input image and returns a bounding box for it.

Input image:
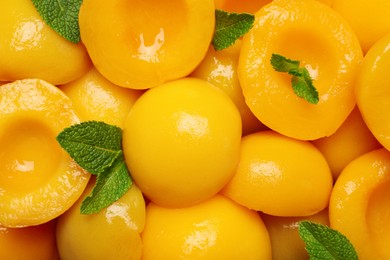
[1,0,390,259]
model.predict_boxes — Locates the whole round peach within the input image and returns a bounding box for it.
[142,195,272,259]
[122,78,242,208]
[222,130,333,216]
[56,179,146,260]
[60,67,143,129]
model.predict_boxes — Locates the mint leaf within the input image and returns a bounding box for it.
[270,54,319,104]
[57,121,133,214]
[212,10,255,51]
[270,54,300,73]
[292,68,319,104]
[56,121,122,175]
[80,154,132,214]
[31,0,82,43]
[299,221,358,260]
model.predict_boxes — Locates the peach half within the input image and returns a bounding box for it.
[329,148,390,259]
[79,0,215,89]
[238,0,363,140]
[0,79,90,227]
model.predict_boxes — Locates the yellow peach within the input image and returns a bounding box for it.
[79,0,215,89]
[238,0,362,140]
[122,78,242,208]
[56,178,146,260]
[60,67,143,129]
[0,0,91,85]
[313,106,381,181]
[329,148,390,259]
[222,130,333,216]
[142,195,272,259]
[261,209,329,260]
[0,79,90,227]
[332,0,390,54]
[191,41,267,136]
[355,33,390,152]
[0,220,59,260]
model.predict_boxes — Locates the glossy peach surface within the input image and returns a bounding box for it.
[0,220,59,260]
[142,195,272,259]
[222,130,333,216]
[2,0,390,258]
[0,79,90,227]
[191,41,267,136]
[122,78,242,208]
[79,0,215,89]
[238,0,362,140]
[313,107,381,180]
[330,149,390,259]
[60,67,143,128]
[56,178,145,260]
[0,0,91,85]
[332,0,390,53]
[356,33,390,152]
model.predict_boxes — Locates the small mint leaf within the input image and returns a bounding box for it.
[292,68,319,104]
[270,53,319,104]
[31,0,82,43]
[212,10,255,51]
[288,68,304,77]
[80,154,132,214]
[299,221,358,260]
[56,121,123,175]
[270,54,300,73]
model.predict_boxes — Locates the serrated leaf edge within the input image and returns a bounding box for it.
[80,155,132,214]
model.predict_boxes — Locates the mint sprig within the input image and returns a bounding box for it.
[270,54,319,104]
[212,10,255,51]
[299,221,358,260]
[56,121,122,175]
[57,121,132,214]
[81,154,131,214]
[31,0,82,43]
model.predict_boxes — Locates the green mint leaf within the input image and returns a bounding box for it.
[212,10,255,51]
[270,53,319,104]
[31,0,82,43]
[80,154,132,214]
[270,54,300,73]
[291,68,319,104]
[299,221,358,260]
[56,121,123,175]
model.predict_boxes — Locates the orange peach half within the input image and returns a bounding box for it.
[356,33,390,151]
[79,0,215,89]
[0,79,90,227]
[238,0,362,140]
[329,148,390,259]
